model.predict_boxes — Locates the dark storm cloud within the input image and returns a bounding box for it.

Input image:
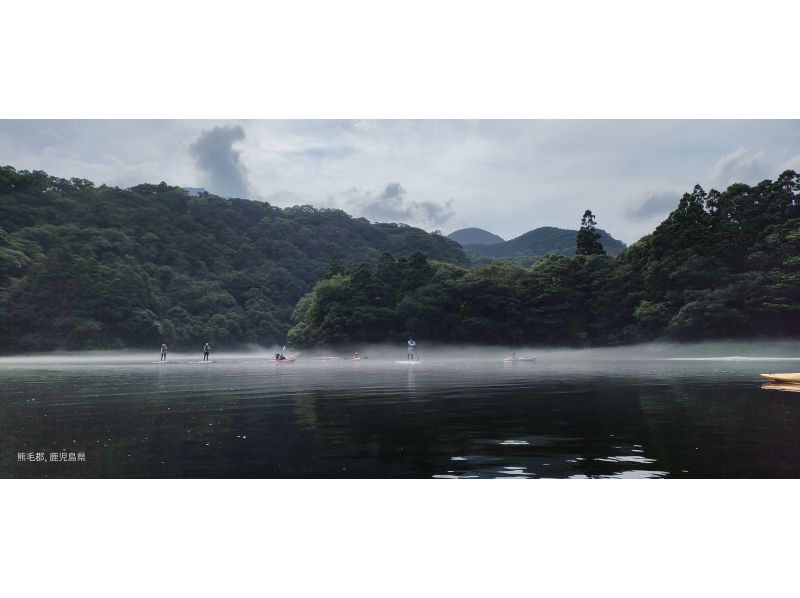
[190,125,250,198]
[354,183,455,228]
[629,191,680,220]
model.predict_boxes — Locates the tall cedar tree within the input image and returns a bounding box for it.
[575,210,606,255]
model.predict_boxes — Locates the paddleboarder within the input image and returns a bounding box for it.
[160,343,167,362]
[203,342,211,361]
[407,337,417,361]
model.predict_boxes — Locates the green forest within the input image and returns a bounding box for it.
[2,166,799,352]
[0,167,466,352]
[289,171,800,347]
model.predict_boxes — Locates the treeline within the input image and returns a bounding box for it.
[289,171,800,346]
[0,167,467,352]
[463,226,626,267]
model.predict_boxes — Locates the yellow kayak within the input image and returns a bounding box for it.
[760,373,800,384]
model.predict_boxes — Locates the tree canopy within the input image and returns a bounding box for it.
[3,166,799,352]
[290,171,800,347]
[0,167,467,352]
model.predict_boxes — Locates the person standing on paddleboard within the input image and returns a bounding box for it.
[407,337,417,361]
[160,343,167,362]
[203,342,211,361]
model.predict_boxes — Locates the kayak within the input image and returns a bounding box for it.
[268,358,296,364]
[760,373,800,384]
[503,357,536,362]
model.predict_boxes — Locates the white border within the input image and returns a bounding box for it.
[3,1,799,595]
[2,479,798,597]
[2,1,799,118]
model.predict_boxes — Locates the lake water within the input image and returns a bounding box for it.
[3,345,800,478]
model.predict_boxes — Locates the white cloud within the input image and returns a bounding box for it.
[332,182,455,230]
[782,153,800,172]
[708,147,771,188]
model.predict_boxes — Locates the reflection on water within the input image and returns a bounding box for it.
[2,350,800,478]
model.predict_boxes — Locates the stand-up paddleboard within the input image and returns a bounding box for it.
[151,361,170,364]
[312,356,342,361]
[503,357,536,362]
[762,382,800,393]
[760,373,800,384]
[188,360,215,364]
[395,360,423,365]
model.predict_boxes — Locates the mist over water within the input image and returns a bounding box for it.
[2,339,799,365]
[2,341,800,478]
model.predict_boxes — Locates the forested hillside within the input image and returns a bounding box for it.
[0,167,467,352]
[289,171,800,347]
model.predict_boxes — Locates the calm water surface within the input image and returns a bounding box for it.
[3,351,800,478]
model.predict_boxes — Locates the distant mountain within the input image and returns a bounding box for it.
[465,226,626,266]
[447,227,505,245]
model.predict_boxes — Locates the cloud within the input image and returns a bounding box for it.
[262,190,305,206]
[341,182,455,230]
[782,153,800,172]
[709,147,772,188]
[190,125,250,198]
[629,191,680,220]
[3,119,799,245]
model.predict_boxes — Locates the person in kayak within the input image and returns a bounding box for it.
[407,337,417,361]
[275,352,286,361]
[160,343,167,362]
[203,342,211,361]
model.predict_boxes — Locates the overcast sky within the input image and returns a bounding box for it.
[2,119,798,244]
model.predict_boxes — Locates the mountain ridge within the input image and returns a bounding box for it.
[447,227,504,245]
[461,225,626,266]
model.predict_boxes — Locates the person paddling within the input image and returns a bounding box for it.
[160,343,167,362]
[407,337,417,361]
[203,342,211,361]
